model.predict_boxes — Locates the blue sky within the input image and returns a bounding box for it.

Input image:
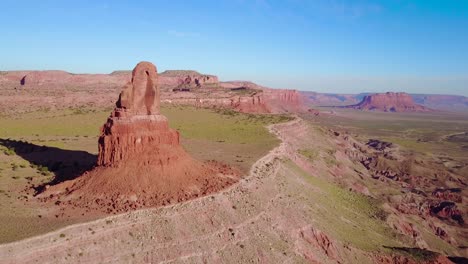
[1,0,467,96]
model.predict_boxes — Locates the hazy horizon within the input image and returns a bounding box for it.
[1,0,467,96]
[2,67,467,97]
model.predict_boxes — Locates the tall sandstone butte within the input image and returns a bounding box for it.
[98,61,179,166]
[40,61,240,213]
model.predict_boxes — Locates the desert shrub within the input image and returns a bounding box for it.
[299,149,318,160]
[2,147,15,156]
[386,247,439,261]
[11,163,19,171]
[36,165,51,175]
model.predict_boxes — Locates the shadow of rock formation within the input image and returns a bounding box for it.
[0,138,96,192]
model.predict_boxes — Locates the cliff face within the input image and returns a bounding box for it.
[164,89,306,114]
[260,89,305,113]
[346,92,431,112]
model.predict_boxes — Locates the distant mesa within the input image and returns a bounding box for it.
[344,92,432,112]
[38,61,241,213]
[301,91,468,112]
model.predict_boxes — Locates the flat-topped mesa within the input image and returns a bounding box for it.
[345,92,431,112]
[97,61,179,166]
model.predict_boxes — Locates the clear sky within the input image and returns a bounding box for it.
[1,0,467,96]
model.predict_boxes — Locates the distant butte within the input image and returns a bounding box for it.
[38,61,241,213]
[344,92,432,112]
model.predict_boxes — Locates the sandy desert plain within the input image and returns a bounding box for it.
[0,65,466,264]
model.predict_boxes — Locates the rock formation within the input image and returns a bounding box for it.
[345,92,431,112]
[234,89,305,114]
[39,61,240,213]
[159,70,219,88]
[97,62,175,166]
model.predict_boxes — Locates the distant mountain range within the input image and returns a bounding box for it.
[302,91,468,112]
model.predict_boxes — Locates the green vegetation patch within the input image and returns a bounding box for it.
[285,160,400,251]
[384,247,439,261]
[0,146,15,156]
[162,106,289,145]
[0,109,109,138]
[298,149,318,160]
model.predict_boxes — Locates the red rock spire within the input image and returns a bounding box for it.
[97,61,179,166]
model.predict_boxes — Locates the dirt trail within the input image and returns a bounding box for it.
[0,118,371,264]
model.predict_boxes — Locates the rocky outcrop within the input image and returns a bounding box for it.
[97,62,177,166]
[431,188,462,203]
[231,93,269,113]
[39,61,241,213]
[345,92,431,112]
[299,226,341,262]
[163,88,306,114]
[160,70,218,88]
[429,201,464,225]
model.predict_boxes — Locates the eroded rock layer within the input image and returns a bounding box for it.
[97,115,179,166]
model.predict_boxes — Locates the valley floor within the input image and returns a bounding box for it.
[0,113,466,263]
[0,119,364,263]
